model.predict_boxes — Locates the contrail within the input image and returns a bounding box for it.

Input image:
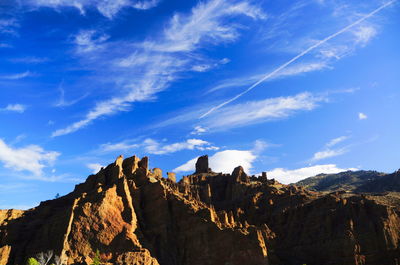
[200,0,396,118]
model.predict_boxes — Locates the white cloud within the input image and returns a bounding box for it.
[100,141,139,152]
[311,135,350,162]
[174,157,198,173]
[145,0,266,53]
[207,62,330,93]
[74,30,109,53]
[0,19,18,35]
[87,163,103,174]
[312,148,347,161]
[326,135,349,147]
[1,104,26,113]
[52,0,265,136]
[191,126,207,135]
[268,164,357,184]
[352,25,377,46]
[200,1,394,118]
[317,24,378,60]
[0,139,60,176]
[99,138,219,155]
[359,112,368,120]
[201,92,324,130]
[174,150,256,174]
[174,140,267,173]
[133,0,160,10]
[0,71,34,80]
[28,0,161,18]
[144,138,219,155]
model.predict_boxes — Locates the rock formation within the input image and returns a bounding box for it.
[195,155,210,174]
[1,155,400,265]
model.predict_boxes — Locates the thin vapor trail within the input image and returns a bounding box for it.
[200,0,396,118]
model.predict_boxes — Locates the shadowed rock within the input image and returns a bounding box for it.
[232,166,249,182]
[1,155,400,265]
[195,155,210,174]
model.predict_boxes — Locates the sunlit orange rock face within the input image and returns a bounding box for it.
[1,155,400,265]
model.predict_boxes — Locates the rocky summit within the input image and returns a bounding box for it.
[1,155,400,265]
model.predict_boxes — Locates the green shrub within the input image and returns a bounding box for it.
[26,258,40,265]
[91,249,101,265]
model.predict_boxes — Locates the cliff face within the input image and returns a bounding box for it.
[1,155,400,265]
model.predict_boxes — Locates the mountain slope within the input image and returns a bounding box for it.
[296,170,387,192]
[356,170,400,193]
[1,155,400,265]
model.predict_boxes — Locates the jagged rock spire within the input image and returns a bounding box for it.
[232,166,249,182]
[195,155,210,174]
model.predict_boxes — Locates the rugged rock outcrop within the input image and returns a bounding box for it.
[195,155,210,174]
[1,155,400,265]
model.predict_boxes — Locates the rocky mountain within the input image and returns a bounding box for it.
[356,170,400,193]
[1,155,400,265]
[296,170,400,193]
[295,170,387,192]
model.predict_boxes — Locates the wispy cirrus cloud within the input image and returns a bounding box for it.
[191,126,208,135]
[132,0,160,10]
[99,138,219,155]
[143,138,219,155]
[311,135,350,162]
[0,18,18,35]
[154,92,327,132]
[27,0,162,18]
[326,135,349,147]
[200,92,325,130]
[207,92,323,129]
[0,71,34,80]
[54,81,88,108]
[200,1,395,118]
[207,61,330,94]
[52,0,265,137]
[0,104,27,113]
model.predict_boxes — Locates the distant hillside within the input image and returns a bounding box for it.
[296,170,387,192]
[356,170,400,193]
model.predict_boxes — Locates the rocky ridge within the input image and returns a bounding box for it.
[1,155,400,265]
[296,170,400,193]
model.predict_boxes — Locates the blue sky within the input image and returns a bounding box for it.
[0,0,399,209]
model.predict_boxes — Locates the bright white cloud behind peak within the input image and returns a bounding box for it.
[269,164,357,184]
[174,140,268,174]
